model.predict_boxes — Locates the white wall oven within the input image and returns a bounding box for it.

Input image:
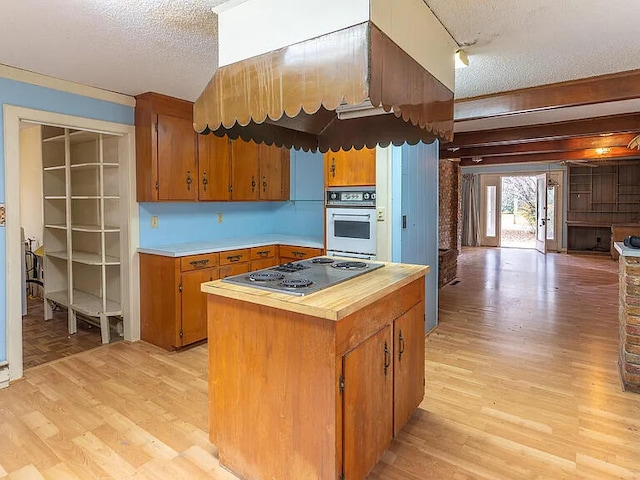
[326,186,377,259]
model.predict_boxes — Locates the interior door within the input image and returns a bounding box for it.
[480,174,501,247]
[536,173,548,254]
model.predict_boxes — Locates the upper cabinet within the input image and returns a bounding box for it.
[198,134,232,201]
[135,93,198,202]
[231,140,290,201]
[136,92,290,202]
[324,148,376,187]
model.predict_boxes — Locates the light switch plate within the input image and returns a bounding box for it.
[150,216,158,228]
[218,212,223,223]
[376,207,386,222]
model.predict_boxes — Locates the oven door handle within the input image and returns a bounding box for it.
[331,213,371,219]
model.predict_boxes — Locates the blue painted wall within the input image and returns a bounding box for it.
[0,77,134,363]
[394,142,439,332]
[139,149,325,247]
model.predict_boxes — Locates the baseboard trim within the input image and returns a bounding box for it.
[0,361,9,389]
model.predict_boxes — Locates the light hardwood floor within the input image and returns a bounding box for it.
[1,248,638,479]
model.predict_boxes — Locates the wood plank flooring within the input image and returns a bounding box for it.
[2,248,639,479]
[22,298,103,370]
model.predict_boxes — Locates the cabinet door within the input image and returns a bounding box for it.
[198,135,231,201]
[157,114,198,201]
[325,148,376,187]
[258,144,290,200]
[231,139,260,200]
[393,302,425,435]
[342,325,393,480]
[180,268,218,347]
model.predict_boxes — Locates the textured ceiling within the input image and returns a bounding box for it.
[1,0,640,102]
[426,0,640,99]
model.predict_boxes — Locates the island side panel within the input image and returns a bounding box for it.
[208,295,338,480]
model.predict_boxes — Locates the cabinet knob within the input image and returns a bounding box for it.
[202,171,208,191]
[330,158,336,178]
[186,170,192,191]
[262,176,267,193]
[251,176,256,192]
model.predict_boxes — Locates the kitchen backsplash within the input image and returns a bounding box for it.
[138,149,325,247]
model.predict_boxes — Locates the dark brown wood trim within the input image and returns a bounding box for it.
[459,147,640,166]
[441,133,637,159]
[448,114,640,149]
[454,69,640,121]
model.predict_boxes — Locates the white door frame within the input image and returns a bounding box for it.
[535,173,548,254]
[480,174,501,247]
[4,105,139,382]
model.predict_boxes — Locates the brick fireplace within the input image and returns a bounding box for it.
[438,159,460,287]
[619,253,640,392]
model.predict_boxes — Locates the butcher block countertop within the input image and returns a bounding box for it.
[201,261,430,321]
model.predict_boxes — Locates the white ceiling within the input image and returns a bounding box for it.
[1,0,640,103]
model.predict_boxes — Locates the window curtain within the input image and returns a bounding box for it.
[462,173,481,246]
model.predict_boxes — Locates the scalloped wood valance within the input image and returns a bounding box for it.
[194,22,454,152]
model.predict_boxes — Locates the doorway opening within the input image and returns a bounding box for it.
[479,170,562,253]
[500,175,537,249]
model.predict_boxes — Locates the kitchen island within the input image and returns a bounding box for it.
[201,261,429,480]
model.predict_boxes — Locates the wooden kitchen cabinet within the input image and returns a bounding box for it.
[393,301,426,434]
[250,245,279,270]
[135,92,198,202]
[325,147,376,187]
[198,134,232,201]
[139,251,218,350]
[231,139,290,201]
[136,92,289,202]
[343,325,393,480]
[279,245,323,263]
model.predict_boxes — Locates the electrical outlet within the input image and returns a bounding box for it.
[217,212,223,223]
[151,216,158,228]
[376,207,386,222]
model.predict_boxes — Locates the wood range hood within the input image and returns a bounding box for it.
[194,0,456,153]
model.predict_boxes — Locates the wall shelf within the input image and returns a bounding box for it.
[42,126,122,344]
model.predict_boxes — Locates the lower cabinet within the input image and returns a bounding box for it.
[140,252,219,350]
[341,300,425,478]
[140,243,319,349]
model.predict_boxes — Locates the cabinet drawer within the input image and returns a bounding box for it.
[219,263,251,279]
[220,248,251,265]
[180,253,219,272]
[279,245,323,261]
[251,257,279,271]
[251,245,276,261]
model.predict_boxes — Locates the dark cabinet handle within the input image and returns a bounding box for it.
[292,251,306,258]
[330,158,336,178]
[227,254,242,262]
[257,250,270,257]
[384,341,390,376]
[189,259,210,268]
[398,329,405,361]
[186,170,192,191]
[202,171,208,191]
[262,176,267,192]
[251,176,256,192]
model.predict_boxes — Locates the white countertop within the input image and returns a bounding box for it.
[138,234,324,257]
[615,241,640,258]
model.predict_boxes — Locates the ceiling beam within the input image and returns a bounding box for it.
[454,69,640,121]
[458,147,640,166]
[441,133,637,159]
[446,113,640,149]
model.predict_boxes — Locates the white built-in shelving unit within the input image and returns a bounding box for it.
[42,126,122,343]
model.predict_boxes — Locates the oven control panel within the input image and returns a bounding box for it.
[326,187,376,207]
